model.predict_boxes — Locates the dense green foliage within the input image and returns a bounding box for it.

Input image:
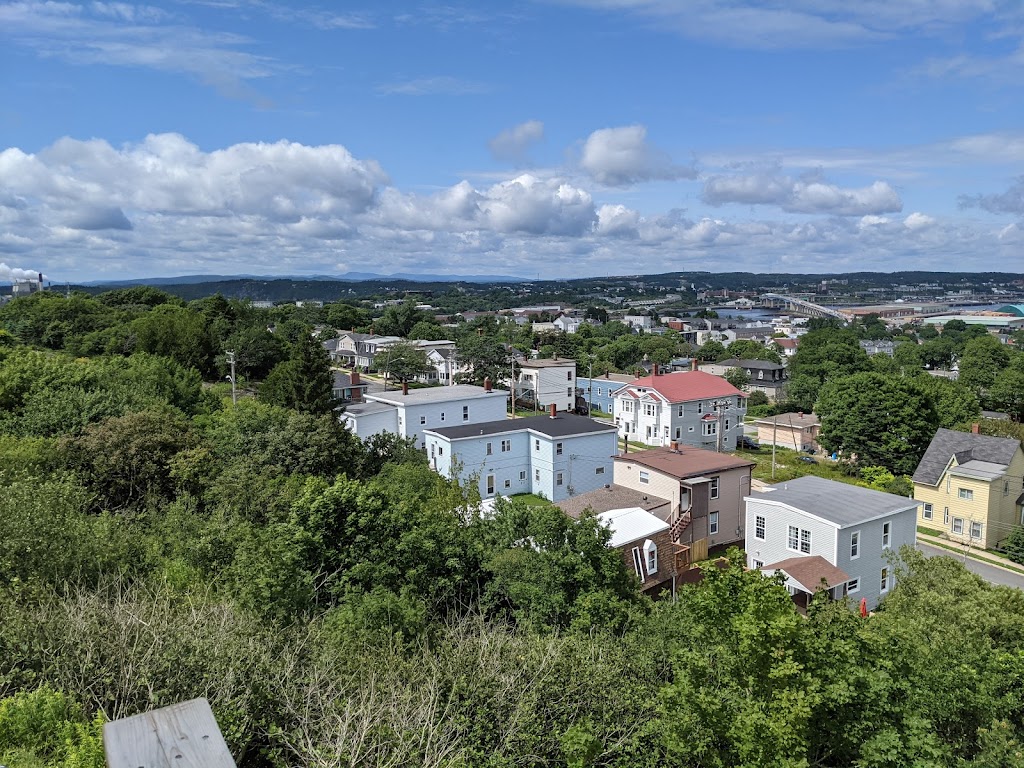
[2,287,1024,766]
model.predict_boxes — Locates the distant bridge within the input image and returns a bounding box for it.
[760,294,853,322]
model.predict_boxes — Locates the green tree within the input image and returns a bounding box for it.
[696,340,727,362]
[260,333,339,415]
[375,299,427,337]
[958,335,1011,397]
[456,335,511,385]
[379,341,431,385]
[723,367,751,391]
[915,375,981,429]
[725,339,781,363]
[407,320,447,341]
[816,373,940,474]
[988,364,1024,421]
[130,304,218,376]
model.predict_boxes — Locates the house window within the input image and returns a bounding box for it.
[882,522,891,549]
[567,387,572,397]
[596,466,605,475]
[709,511,719,535]
[702,421,717,436]
[567,370,573,380]
[952,517,964,534]
[535,439,540,451]
[946,476,950,493]
[556,442,563,456]
[752,559,764,568]
[420,415,426,425]
[504,479,511,489]
[944,507,949,525]
[848,578,860,593]
[923,503,933,520]
[486,442,493,455]
[664,426,669,438]
[724,417,730,430]
[697,402,703,414]
[677,405,684,416]
[970,521,983,539]
[535,469,540,482]
[639,470,650,484]
[520,471,526,481]
[710,476,720,499]
[800,528,811,554]
[675,427,681,439]
[643,539,658,575]
[788,525,799,550]
[880,567,890,594]
[755,515,765,540]
[502,439,511,452]
[556,472,563,486]
[463,405,469,422]
[440,412,445,421]
[958,488,974,501]
[1005,481,1010,496]
[851,531,860,559]
[644,404,655,416]
[486,475,495,496]
[597,387,603,396]
[438,446,443,456]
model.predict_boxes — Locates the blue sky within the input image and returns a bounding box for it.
[1,1,1023,282]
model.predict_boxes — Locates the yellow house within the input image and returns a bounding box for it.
[912,427,1024,550]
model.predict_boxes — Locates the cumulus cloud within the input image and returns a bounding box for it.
[959,177,1024,214]
[702,169,903,215]
[488,120,545,165]
[579,125,695,186]
[0,132,1013,280]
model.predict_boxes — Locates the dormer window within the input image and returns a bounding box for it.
[643,539,658,575]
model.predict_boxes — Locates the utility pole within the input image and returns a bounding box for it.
[588,357,594,417]
[225,351,237,405]
[510,354,516,418]
[771,415,778,480]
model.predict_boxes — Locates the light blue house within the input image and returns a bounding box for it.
[424,412,618,502]
[574,372,634,416]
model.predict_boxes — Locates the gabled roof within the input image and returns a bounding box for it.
[557,485,671,521]
[332,371,368,389]
[748,475,917,527]
[762,555,850,591]
[912,428,1021,486]
[715,358,786,371]
[618,371,746,403]
[426,412,616,440]
[615,445,755,479]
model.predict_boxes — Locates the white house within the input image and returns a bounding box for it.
[340,382,507,449]
[744,476,918,611]
[423,411,617,503]
[623,314,654,331]
[514,358,577,413]
[552,314,581,334]
[613,369,746,449]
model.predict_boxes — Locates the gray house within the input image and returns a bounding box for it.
[745,476,919,611]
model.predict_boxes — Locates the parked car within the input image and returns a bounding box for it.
[737,435,761,450]
[798,456,817,464]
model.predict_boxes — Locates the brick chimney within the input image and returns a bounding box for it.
[652,362,659,377]
[604,370,610,379]
[549,403,557,419]
[350,370,362,402]
[484,376,492,392]
[402,381,409,396]
[691,359,698,372]
[972,422,980,434]
[670,440,679,452]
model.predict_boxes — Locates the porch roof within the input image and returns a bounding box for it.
[761,555,850,593]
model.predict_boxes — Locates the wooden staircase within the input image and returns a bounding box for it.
[670,510,692,543]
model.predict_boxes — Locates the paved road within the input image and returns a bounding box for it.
[918,542,1024,590]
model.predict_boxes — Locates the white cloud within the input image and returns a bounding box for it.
[703,170,903,215]
[579,125,695,186]
[959,177,1024,215]
[377,76,489,96]
[488,120,545,165]
[0,1,273,101]
[904,212,936,230]
[0,132,1015,281]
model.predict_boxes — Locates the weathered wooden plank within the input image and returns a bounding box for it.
[103,698,235,768]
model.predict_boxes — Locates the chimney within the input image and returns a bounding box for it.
[604,370,610,379]
[652,363,659,377]
[670,440,679,452]
[971,422,980,434]
[484,376,492,392]
[549,403,557,419]
[402,381,409,396]
[350,370,362,402]
[798,411,804,418]
[623,438,629,454]
[691,359,698,372]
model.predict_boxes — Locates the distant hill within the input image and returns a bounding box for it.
[82,271,527,287]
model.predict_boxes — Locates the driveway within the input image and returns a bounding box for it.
[917,542,1024,590]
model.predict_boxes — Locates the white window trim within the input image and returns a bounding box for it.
[643,539,658,575]
[639,470,650,485]
[952,517,964,534]
[848,578,860,593]
[922,503,933,520]
[882,522,891,550]
[709,511,719,535]
[755,515,765,540]
[850,530,860,560]
[880,568,890,594]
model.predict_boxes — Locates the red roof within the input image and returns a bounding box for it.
[776,338,798,348]
[623,371,746,403]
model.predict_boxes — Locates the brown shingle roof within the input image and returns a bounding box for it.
[615,446,755,479]
[762,555,850,591]
[556,485,671,521]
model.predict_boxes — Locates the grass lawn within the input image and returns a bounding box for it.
[918,526,944,538]
[509,493,551,506]
[735,446,863,486]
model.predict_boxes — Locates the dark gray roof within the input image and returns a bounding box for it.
[750,475,916,527]
[718,358,786,371]
[556,485,671,521]
[912,428,1021,486]
[332,371,367,389]
[425,413,616,440]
